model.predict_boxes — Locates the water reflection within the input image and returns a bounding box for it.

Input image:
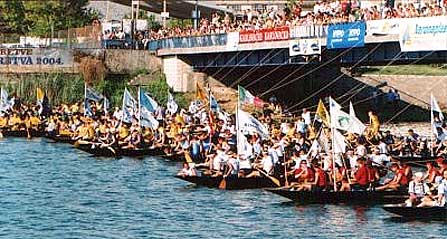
[1,138,445,239]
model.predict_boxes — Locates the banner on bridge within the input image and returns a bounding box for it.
[366,19,401,36]
[239,27,289,44]
[289,38,321,56]
[0,48,73,67]
[327,22,366,49]
[399,16,447,52]
[290,25,328,39]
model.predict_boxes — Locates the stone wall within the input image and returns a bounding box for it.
[0,48,162,75]
[103,49,162,74]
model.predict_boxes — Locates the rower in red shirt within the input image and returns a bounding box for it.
[376,163,409,191]
[353,157,370,190]
[297,161,326,191]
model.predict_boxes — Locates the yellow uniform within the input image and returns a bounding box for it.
[0,117,7,127]
[119,126,129,139]
[30,116,40,127]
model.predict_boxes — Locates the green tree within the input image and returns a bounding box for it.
[0,0,97,37]
[0,0,28,34]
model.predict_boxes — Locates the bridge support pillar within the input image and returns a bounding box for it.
[163,56,205,92]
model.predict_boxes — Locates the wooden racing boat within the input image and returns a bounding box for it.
[175,175,279,190]
[1,129,44,138]
[392,155,437,167]
[75,143,164,158]
[383,205,447,220]
[265,188,407,205]
[45,134,76,144]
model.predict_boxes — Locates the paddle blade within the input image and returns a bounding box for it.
[218,178,226,190]
[270,176,281,187]
[184,152,193,163]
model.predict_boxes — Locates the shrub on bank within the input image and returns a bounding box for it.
[0,71,188,110]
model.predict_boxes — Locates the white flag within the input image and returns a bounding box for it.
[140,107,159,130]
[237,109,269,139]
[122,88,137,123]
[349,101,356,118]
[0,87,12,111]
[431,94,444,137]
[333,129,346,154]
[329,97,366,135]
[431,94,444,121]
[167,93,178,115]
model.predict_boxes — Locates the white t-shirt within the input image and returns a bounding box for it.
[302,112,311,125]
[370,154,389,167]
[408,181,430,197]
[262,155,274,174]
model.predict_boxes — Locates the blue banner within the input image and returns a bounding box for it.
[327,22,366,49]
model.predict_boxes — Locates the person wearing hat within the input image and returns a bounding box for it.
[405,172,432,207]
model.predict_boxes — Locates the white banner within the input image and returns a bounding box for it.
[0,48,73,67]
[136,19,148,31]
[226,31,239,51]
[366,19,401,36]
[122,19,133,34]
[290,25,328,39]
[399,16,447,52]
[289,38,321,56]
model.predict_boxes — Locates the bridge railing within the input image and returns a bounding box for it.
[146,25,329,51]
[147,34,227,51]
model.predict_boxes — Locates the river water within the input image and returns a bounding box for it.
[0,138,445,239]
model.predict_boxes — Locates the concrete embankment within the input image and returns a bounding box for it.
[355,74,447,111]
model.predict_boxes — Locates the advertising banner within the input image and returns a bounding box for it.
[399,16,447,52]
[239,27,289,44]
[0,48,73,67]
[366,19,401,36]
[289,38,321,56]
[290,25,328,39]
[226,31,239,51]
[327,22,366,49]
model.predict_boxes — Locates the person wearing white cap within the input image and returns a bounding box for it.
[405,172,432,207]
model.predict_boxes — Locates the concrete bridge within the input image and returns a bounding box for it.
[152,18,447,92]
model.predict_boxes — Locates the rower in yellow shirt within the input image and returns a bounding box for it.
[118,125,130,140]
[8,113,22,130]
[0,115,7,128]
[30,115,40,129]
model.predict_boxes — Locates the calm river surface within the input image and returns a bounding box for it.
[0,138,445,238]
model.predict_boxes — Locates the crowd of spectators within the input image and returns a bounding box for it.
[101,0,447,49]
[142,0,446,41]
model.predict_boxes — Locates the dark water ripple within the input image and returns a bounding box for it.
[0,138,445,238]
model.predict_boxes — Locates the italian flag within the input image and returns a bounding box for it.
[238,86,264,108]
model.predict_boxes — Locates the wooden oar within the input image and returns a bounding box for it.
[184,151,193,163]
[255,168,281,187]
[218,177,226,189]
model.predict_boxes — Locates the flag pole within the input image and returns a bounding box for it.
[430,94,434,156]
[236,87,240,158]
[84,82,87,117]
[138,86,142,130]
[119,88,126,127]
[329,97,337,192]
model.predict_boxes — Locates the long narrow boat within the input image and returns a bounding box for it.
[383,205,447,220]
[45,134,76,144]
[174,175,279,190]
[265,188,407,205]
[392,155,437,167]
[1,129,45,138]
[75,143,164,158]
